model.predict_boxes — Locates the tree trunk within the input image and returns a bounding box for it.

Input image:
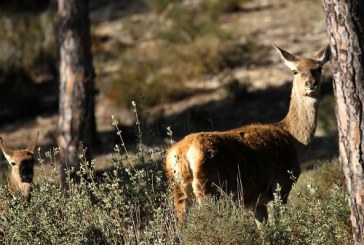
[56,0,96,170]
[323,0,364,243]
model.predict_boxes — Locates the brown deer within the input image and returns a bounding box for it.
[164,45,331,225]
[0,132,39,201]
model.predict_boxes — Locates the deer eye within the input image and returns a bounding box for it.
[10,162,16,166]
[293,70,298,75]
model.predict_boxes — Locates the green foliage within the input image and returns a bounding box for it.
[183,196,262,244]
[0,149,180,244]
[0,183,94,244]
[264,184,351,245]
[292,160,345,201]
[266,161,351,244]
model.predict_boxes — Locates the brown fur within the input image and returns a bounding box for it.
[164,45,331,226]
[0,132,39,201]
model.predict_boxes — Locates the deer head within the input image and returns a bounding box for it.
[0,132,39,201]
[275,45,331,98]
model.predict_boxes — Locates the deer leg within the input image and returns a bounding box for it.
[172,183,188,227]
[192,177,207,204]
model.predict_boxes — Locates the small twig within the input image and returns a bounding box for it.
[132,101,143,152]
[111,115,129,158]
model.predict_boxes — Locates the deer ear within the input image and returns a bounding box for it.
[274,45,297,71]
[315,44,331,66]
[26,131,39,153]
[0,137,13,162]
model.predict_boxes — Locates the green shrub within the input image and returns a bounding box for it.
[264,184,351,245]
[292,160,345,202]
[0,146,352,244]
[183,196,262,244]
[0,148,180,244]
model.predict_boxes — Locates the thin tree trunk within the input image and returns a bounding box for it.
[323,0,364,243]
[56,0,96,170]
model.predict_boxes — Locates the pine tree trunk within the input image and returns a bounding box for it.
[56,0,96,169]
[323,0,364,243]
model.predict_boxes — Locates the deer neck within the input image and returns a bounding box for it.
[278,82,320,155]
[7,173,31,200]
[7,174,19,193]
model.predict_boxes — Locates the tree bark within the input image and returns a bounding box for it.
[56,0,96,169]
[323,0,364,243]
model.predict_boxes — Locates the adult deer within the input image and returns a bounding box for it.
[164,45,331,225]
[0,132,39,201]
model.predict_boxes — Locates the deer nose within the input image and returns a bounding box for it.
[21,168,34,182]
[306,80,318,90]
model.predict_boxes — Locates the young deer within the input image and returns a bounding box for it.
[0,132,39,201]
[164,45,331,225]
